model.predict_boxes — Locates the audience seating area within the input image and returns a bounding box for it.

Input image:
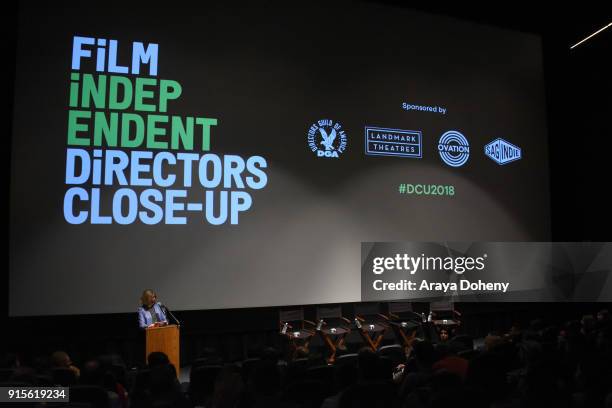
[2,310,612,408]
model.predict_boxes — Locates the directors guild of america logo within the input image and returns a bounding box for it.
[307,119,348,158]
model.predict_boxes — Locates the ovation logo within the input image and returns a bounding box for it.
[438,130,470,167]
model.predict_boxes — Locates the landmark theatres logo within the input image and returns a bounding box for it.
[438,130,470,167]
[364,126,422,158]
[307,119,347,158]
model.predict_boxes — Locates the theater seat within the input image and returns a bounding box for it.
[191,356,223,371]
[378,344,406,366]
[189,365,222,405]
[285,358,309,382]
[336,353,359,367]
[305,365,334,384]
[283,379,330,408]
[338,380,397,408]
[69,385,109,408]
[51,367,78,386]
[240,358,260,381]
[0,369,14,382]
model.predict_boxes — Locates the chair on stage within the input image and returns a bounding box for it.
[429,301,462,337]
[279,308,317,360]
[384,302,423,356]
[315,306,352,364]
[353,303,388,352]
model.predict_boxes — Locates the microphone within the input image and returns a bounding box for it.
[157,301,181,326]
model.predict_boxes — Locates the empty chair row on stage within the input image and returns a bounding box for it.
[279,301,458,363]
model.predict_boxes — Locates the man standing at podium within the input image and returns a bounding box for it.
[138,289,168,329]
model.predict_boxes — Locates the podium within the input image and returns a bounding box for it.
[145,324,180,371]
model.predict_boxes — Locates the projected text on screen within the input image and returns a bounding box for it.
[64,36,269,225]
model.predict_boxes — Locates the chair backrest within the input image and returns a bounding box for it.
[192,356,223,371]
[378,344,405,366]
[316,306,343,320]
[430,301,454,312]
[338,381,397,408]
[279,308,304,323]
[109,364,127,386]
[388,302,414,314]
[449,334,474,352]
[240,358,261,382]
[283,379,330,408]
[189,365,222,402]
[354,303,380,317]
[335,353,359,367]
[285,358,309,382]
[305,365,335,384]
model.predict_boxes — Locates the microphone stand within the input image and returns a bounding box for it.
[159,302,181,327]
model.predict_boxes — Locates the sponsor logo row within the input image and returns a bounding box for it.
[307,119,522,167]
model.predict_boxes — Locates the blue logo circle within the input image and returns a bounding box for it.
[307,119,348,159]
[438,130,470,167]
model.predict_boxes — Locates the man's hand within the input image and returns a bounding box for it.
[392,364,406,383]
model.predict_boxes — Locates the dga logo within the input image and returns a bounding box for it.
[438,130,469,167]
[365,127,422,158]
[484,138,522,165]
[307,119,347,158]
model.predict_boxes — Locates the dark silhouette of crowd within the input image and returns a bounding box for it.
[2,309,612,408]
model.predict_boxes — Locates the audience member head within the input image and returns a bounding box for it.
[432,351,469,380]
[248,359,280,397]
[213,365,245,408]
[467,351,509,402]
[582,314,596,334]
[357,347,381,381]
[294,346,309,359]
[431,369,463,392]
[484,333,504,352]
[147,351,170,368]
[261,347,280,365]
[439,328,449,342]
[0,353,20,369]
[597,309,610,323]
[334,360,357,391]
[10,367,37,385]
[80,359,103,385]
[50,351,73,368]
[412,339,436,369]
[449,334,474,354]
[149,363,182,404]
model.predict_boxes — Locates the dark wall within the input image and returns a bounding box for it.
[545,23,612,241]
